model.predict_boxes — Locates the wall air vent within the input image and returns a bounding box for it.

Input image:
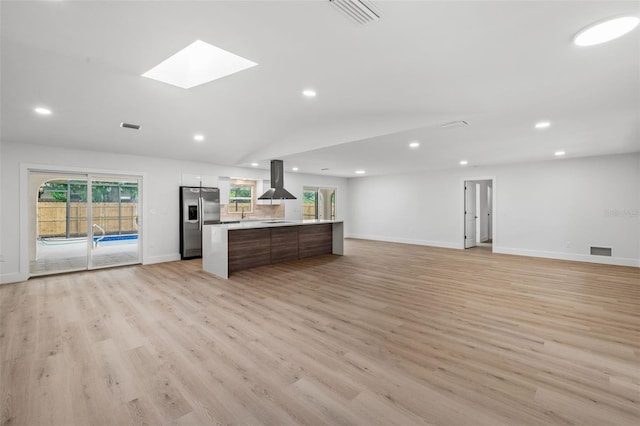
[120,122,141,130]
[329,0,380,25]
[590,246,612,257]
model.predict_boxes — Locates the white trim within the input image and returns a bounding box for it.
[19,164,30,282]
[346,234,461,249]
[1,272,27,285]
[20,163,148,279]
[87,174,94,269]
[493,246,640,267]
[144,253,181,265]
[343,236,639,268]
[24,163,146,177]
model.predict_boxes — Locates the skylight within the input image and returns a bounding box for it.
[574,16,639,46]
[142,40,258,89]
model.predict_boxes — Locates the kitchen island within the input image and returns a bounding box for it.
[202,220,344,278]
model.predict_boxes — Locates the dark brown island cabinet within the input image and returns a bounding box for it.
[203,221,344,278]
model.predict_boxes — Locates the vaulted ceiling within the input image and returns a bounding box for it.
[2,1,638,177]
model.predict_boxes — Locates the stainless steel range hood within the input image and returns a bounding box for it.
[258,160,297,200]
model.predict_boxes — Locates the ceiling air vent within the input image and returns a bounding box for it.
[329,0,380,25]
[120,122,141,130]
[441,121,469,128]
[590,246,612,257]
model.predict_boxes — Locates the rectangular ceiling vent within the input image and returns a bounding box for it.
[441,121,469,128]
[590,246,612,257]
[329,0,380,25]
[120,122,141,130]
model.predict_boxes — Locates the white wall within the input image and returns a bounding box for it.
[346,154,640,267]
[0,141,348,283]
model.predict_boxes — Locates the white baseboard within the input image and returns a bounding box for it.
[1,253,183,284]
[346,233,461,250]
[143,253,181,265]
[1,272,28,285]
[344,235,639,268]
[493,246,640,267]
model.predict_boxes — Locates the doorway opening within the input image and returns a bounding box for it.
[464,179,493,250]
[303,186,336,220]
[29,171,141,276]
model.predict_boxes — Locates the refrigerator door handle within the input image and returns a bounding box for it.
[198,196,203,231]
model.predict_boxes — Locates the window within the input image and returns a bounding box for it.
[303,186,335,220]
[228,183,253,214]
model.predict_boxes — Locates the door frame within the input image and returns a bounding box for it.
[461,176,496,251]
[19,163,147,281]
[464,181,477,248]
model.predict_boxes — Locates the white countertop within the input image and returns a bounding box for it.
[211,219,343,231]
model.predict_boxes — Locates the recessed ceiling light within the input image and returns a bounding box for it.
[409,141,420,148]
[251,162,259,167]
[141,40,258,89]
[459,160,468,166]
[292,167,299,171]
[535,121,551,129]
[194,134,204,142]
[555,151,566,156]
[302,89,317,98]
[34,107,52,115]
[355,170,366,174]
[574,16,640,46]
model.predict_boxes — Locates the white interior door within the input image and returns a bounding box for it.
[475,183,481,243]
[487,185,492,240]
[465,181,477,248]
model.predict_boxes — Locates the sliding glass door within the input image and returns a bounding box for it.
[30,171,141,276]
[31,172,90,275]
[303,186,336,220]
[89,176,140,268]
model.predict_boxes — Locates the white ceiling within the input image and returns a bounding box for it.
[1,0,638,177]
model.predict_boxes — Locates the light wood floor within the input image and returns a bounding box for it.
[1,239,639,425]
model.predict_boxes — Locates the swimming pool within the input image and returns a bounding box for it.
[94,234,138,242]
[39,234,138,245]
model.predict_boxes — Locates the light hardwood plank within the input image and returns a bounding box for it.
[1,239,639,425]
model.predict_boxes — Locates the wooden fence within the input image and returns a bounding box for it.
[302,204,335,220]
[38,202,138,237]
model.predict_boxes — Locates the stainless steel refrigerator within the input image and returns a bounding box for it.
[180,186,220,259]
